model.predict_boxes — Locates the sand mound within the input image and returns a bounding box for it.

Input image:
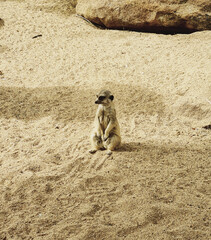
[0,1,210,239]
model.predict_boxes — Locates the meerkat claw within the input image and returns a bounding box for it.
[106,150,112,155]
[89,149,97,154]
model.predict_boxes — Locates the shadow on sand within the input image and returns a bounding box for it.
[0,83,166,122]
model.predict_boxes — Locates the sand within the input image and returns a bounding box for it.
[0,1,211,239]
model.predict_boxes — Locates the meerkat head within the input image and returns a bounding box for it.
[95,90,114,105]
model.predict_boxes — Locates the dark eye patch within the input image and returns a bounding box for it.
[109,95,114,101]
[99,96,106,101]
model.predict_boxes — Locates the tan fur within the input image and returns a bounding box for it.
[89,90,121,155]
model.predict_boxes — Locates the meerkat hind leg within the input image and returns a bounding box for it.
[104,134,121,155]
[89,134,104,154]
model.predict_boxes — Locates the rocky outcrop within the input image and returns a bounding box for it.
[76,0,211,33]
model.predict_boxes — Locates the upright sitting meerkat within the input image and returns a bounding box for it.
[89,90,121,155]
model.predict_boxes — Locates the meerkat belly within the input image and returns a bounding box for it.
[99,115,109,133]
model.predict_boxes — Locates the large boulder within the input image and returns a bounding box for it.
[76,0,211,33]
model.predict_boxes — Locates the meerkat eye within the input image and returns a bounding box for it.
[99,96,106,101]
[109,95,114,101]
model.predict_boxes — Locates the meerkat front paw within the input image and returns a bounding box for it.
[103,134,109,141]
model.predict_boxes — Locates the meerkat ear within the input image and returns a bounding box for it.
[109,95,114,101]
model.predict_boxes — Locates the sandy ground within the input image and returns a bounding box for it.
[0,1,211,239]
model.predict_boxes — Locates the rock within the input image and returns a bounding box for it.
[0,18,4,28]
[76,0,211,33]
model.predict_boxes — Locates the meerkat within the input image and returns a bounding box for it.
[89,90,121,155]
